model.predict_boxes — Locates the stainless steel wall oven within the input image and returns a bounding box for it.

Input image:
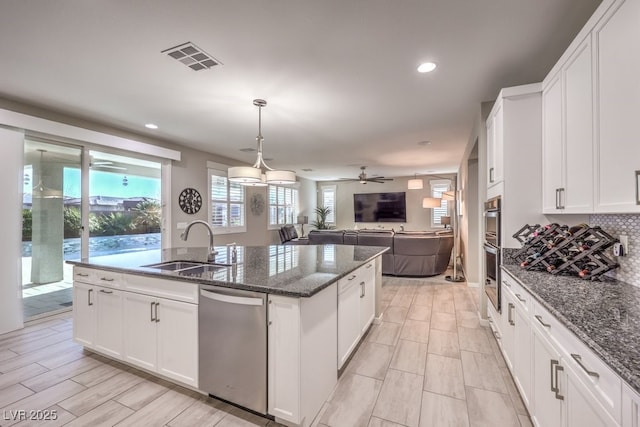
[484,197,501,312]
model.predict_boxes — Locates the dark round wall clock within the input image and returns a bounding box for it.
[178,187,202,214]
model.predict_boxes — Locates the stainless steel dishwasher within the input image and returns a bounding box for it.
[199,284,268,415]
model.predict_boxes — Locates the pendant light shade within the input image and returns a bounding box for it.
[408,177,423,190]
[228,99,297,185]
[422,197,442,208]
[266,169,296,185]
[228,166,262,183]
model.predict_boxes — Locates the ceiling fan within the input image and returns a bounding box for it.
[341,166,393,184]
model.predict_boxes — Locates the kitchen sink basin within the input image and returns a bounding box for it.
[142,260,233,273]
[177,264,229,276]
[143,261,203,271]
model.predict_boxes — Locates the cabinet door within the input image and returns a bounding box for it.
[487,115,496,187]
[268,295,301,424]
[493,103,504,185]
[122,292,157,371]
[359,270,375,335]
[338,279,361,369]
[501,291,515,370]
[542,74,564,213]
[594,0,640,213]
[532,330,563,427]
[95,287,123,359]
[156,298,198,387]
[73,282,95,347]
[622,383,640,427]
[563,36,594,213]
[513,305,532,409]
[566,364,618,427]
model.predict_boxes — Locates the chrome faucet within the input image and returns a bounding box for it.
[181,220,218,262]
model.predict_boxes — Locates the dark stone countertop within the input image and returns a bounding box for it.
[502,264,640,394]
[67,244,388,298]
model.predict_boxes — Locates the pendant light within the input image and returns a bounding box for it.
[228,99,296,186]
[408,173,423,190]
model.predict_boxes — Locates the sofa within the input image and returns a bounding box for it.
[307,229,454,277]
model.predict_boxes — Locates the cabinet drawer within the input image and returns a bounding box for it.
[533,300,621,422]
[338,270,362,294]
[73,266,123,289]
[125,274,198,304]
[501,270,531,313]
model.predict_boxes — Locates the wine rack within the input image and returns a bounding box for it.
[512,223,620,280]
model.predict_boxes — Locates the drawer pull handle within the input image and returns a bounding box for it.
[551,359,565,400]
[347,274,357,281]
[515,294,526,303]
[492,329,501,340]
[99,289,113,294]
[508,303,515,326]
[503,281,511,288]
[100,277,114,282]
[76,273,89,277]
[88,289,93,306]
[366,264,373,269]
[150,302,156,322]
[155,302,160,323]
[360,282,365,298]
[571,354,599,378]
[535,315,551,328]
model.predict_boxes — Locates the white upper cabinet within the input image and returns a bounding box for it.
[542,36,594,213]
[593,0,640,213]
[486,101,504,188]
[541,0,640,214]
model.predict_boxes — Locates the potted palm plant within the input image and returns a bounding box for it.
[312,206,333,230]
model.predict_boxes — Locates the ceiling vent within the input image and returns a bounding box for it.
[161,42,222,71]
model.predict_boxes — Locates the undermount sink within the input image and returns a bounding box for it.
[142,260,233,273]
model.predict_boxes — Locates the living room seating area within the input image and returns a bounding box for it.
[307,229,454,277]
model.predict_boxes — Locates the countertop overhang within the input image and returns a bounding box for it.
[502,264,640,394]
[67,244,389,297]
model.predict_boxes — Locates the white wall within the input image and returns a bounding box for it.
[0,127,25,334]
[318,175,455,231]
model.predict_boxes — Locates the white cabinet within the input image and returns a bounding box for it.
[501,292,515,370]
[73,266,198,388]
[532,328,564,427]
[268,284,337,427]
[487,101,504,188]
[542,36,594,214]
[338,274,362,369]
[122,292,198,387]
[337,261,377,369]
[72,273,123,359]
[359,274,375,335]
[73,282,95,347]
[94,287,124,359]
[622,384,640,427]
[565,362,618,427]
[594,0,640,213]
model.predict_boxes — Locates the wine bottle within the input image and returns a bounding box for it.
[578,262,599,278]
[567,223,588,236]
[520,252,542,267]
[546,235,566,249]
[546,258,565,272]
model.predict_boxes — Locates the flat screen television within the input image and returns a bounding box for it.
[354,192,407,223]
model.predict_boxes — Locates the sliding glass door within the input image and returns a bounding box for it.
[22,139,82,319]
[22,142,163,320]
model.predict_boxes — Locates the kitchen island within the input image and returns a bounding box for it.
[68,244,387,427]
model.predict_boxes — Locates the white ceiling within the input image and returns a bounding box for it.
[0,0,601,181]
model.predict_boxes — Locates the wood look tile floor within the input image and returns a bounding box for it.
[0,275,532,427]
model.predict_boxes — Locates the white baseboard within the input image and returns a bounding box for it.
[466,281,480,288]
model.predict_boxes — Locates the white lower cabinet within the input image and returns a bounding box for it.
[338,275,362,369]
[499,268,625,427]
[622,384,640,427]
[122,292,198,387]
[73,281,123,358]
[532,329,563,427]
[268,284,337,427]
[359,264,375,335]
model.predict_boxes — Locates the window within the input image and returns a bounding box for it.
[320,185,336,225]
[209,166,245,234]
[268,185,299,227]
[430,180,451,228]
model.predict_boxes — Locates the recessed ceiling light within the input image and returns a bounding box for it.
[417,62,437,73]
[145,123,158,129]
[418,140,432,146]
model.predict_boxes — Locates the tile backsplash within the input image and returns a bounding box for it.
[590,214,640,287]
